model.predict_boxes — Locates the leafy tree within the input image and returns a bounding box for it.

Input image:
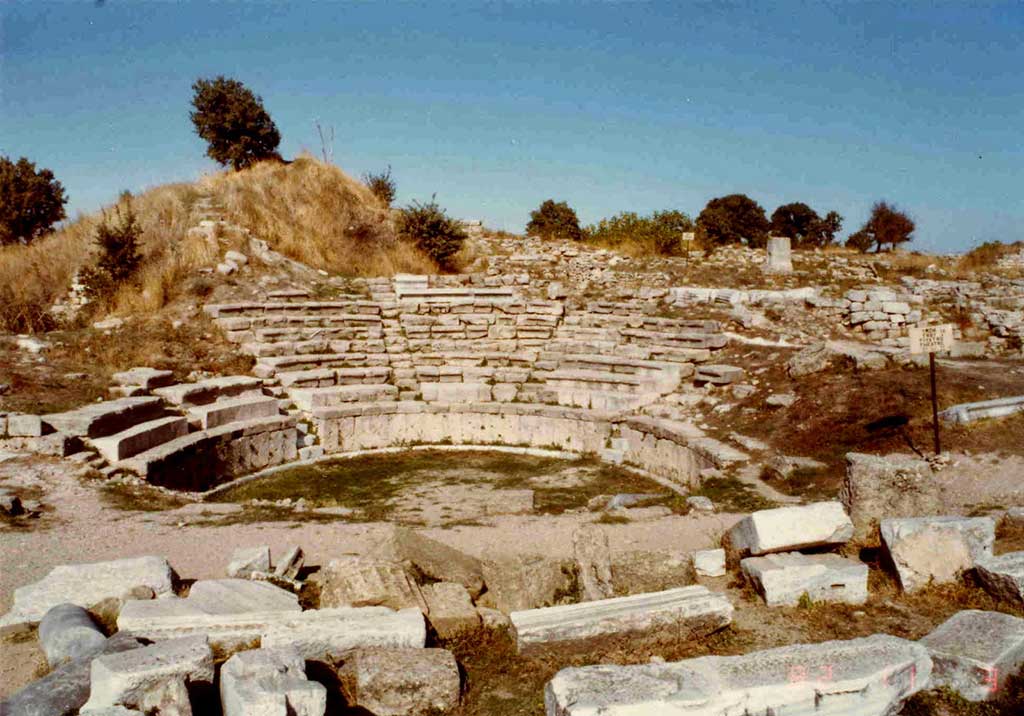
[769,202,843,248]
[696,194,770,248]
[397,197,466,270]
[80,193,143,299]
[853,201,916,252]
[190,76,282,170]
[526,199,584,241]
[363,166,396,207]
[0,156,67,245]
[586,209,694,255]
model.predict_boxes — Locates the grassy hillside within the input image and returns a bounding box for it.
[0,155,436,333]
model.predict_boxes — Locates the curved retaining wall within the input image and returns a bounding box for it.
[311,402,738,489]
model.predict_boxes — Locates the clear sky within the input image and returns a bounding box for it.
[2,1,1022,253]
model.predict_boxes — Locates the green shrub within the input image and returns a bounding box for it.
[585,209,694,255]
[363,165,396,207]
[80,194,143,299]
[696,193,770,249]
[190,76,281,170]
[845,230,875,253]
[397,198,466,270]
[769,202,843,248]
[526,199,584,241]
[0,155,67,246]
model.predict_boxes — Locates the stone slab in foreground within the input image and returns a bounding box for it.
[510,586,732,654]
[544,634,931,716]
[219,647,326,716]
[921,609,1024,702]
[726,501,853,557]
[741,552,868,607]
[880,515,995,592]
[0,556,174,627]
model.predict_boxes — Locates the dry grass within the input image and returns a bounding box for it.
[204,154,436,276]
[0,156,438,334]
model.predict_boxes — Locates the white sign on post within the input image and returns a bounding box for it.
[908,323,955,355]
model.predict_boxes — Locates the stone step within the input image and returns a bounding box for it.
[255,353,390,377]
[694,364,745,385]
[396,287,517,301]
[90,416,189,463]
[118,415,297,486]
[241,339,332,357]
[542,369,674,392]
[110,367,175,390]
[153,376,264,407]
[277,366,393,389]
[44,397,165,439]
[205,301,382,318]
[288,384,399,411]
[545,387,660,412]
[421,382,492,403]
[510,586,733,654]
[186,395,280,430]
[544,634,930,715]
[620,328,728,350]
[552,353,690,378]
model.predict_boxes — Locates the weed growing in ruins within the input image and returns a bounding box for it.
[80,194,142,301]
[397,198,467,271]
[363,165,396,206]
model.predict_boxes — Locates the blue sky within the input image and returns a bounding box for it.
[2,1,1022,252]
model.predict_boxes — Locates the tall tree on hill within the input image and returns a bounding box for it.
[190,76,282,171]
[769,202,843,248]
[0,155,67,245]
[696,194,770,248]
[526,200,584,241]
[852,201,916,252]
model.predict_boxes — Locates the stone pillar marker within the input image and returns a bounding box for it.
[764,236,793,274]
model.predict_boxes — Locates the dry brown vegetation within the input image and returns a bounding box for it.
[0,156,437,334]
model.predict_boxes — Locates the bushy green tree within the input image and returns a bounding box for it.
[190,76,281,170]
[526,199,584,241]
[770,202,843,248]
[0,156,67,245]
[80,194,143,299]
[363,165,396,206]
[397,198,466,270]
[853,201,915,252]
[696,194,770,248]
[586,209,694,255]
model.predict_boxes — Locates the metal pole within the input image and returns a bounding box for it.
[929,351,941,454]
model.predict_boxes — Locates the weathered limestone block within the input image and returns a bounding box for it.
[763,236,793,274]
[219,648,327,716]
[81,635,214,712]
[44,397,163,438]
[91,416,188,462]
[274,545,304,580]
[187,395,279,430]
[338,648,461,716]
[479,554,577,613]
[0,632,141,716]
[318,555,427,611]
[544,634,930,715]
[839,452,941,546]
[693,549,726,578]
[974,551,1024,604]
[111,367,174,390]
[38,603,107,667]
[880,516,995,592]
[511,586,733,654]
[573,525,614,602]
[422,582,480,639]
[373,526,485,598]
[0,556,174,627]
[185,579,300,613]
[227,546,271,578]
[610,550,695,595]
[726,501,853,558]
[741,552,869,607]
[921,610,1024,702]
[261,607,427,661]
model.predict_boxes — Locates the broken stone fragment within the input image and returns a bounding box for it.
[421,582,480,640]
[0,556,174,628]
[921,609,1024,702]
[511,586,733,654]
[226,546,271,579]
[338,648,461,716]
[725,501,853,558]
[81,635,214,713]
[974,551,1024,605]
[317,555,427,612]
[839,452,941,546]
[610,550,695,595]
[478,554,577,613]
[880,516,995,593]
[274,545,304,580]
[372,526,485,598]
[544,634,930,715]
[219,647,326,716]
[573,525,614,602]
[741,552,868,607]
[692,549,726,578]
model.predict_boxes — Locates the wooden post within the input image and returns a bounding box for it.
[929,351,941,454]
